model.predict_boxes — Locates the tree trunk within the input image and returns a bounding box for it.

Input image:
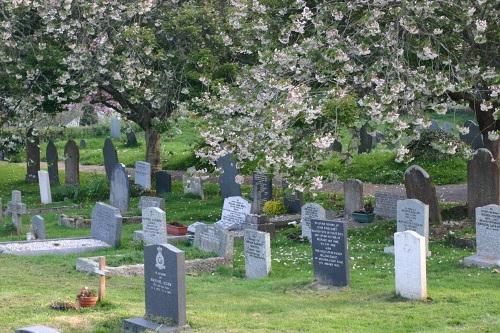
[25,128,40,183]
[145,127,162,177]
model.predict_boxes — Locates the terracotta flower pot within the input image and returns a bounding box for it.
[78,296,98,308]
[167,223,188,236]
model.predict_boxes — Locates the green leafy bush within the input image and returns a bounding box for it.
[263,200,286,216]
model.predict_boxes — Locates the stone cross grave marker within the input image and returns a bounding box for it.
[301,203,326,240]
[156,171,172,196]
[244,229,271,279]
[252,172,272,213]
[374,192,406,219]
[464,204,500,268]
[8,191,27,236]
[139,196,165,211]
[215,196,251,231]
[194,223,234,259]
[64,139,80,186]
[311,219,349,287]
[394,230,427,300]
[344,179,363,220]
[31,215,46,240]
[110,163,130,214]
[467,149,499,219]
[103,138,119,181]
[38,170,52,205]
[216,153,242,198]
[46,140,60,185]
[124,244,187,332]
[91,202,123,247]
[404,165,441,224]
[135,161,151,190]
[142,207,168,245]
[110,117,121,139]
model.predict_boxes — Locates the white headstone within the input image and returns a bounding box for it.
[215,196,251,230]
[244,229,271,279]
[37,170,52,204]
[301,203,326,240]
[394,230,427,300]
[135,161,151,190]
[142,207,168,245]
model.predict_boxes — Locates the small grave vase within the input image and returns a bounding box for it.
[167,222,188,236]
[78,296,98,308]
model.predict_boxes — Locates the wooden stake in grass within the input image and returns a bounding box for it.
[97,256,106,302]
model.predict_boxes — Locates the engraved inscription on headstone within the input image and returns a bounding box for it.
[301,203,326,240]
[135,161,151,190]
[91,202,123,247]
[374,192,406,219]
[142,207,168,245]
[215,196,251,231]
[194,224,233,259]
[139,196,165,211]
[244,229,271,279]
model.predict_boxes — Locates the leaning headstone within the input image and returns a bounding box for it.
[7,190,27,235]
[394,230,427,300]
[384,199,430,256]
[124,244,187,332]
[37,170,52,205]
[374,192,407,219]
[404,165,441,225]
[244,229,271,279]
[156,171,172,195]
[110,117,121,139]
[135,161,151,190]
[460,120,485,150]
[301,203,326,240]
[110,163,130,214]
[182,174,204,199]
[464,204,500,268]
[79,139,87,149]
[252,172,272,212]
[467,149,500,219]
[282,181,304,214]
[215,196,251,231]
[142,207,168,245]
[358,124,373,154]
[31,215,46,240]
[126,130,138,147]
[103,138,119,181]
[64,139,80,186]
[139,196,165,211]
[46,140,60,186]
[25,131,40,183]
[16,326,60,333]
[344,179,363,220]
[194,223,234,259]
[91,202,123,247]
[216,153,242,198]
[311,219,349,287]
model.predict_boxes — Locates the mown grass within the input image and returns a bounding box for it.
[0,162,498,332]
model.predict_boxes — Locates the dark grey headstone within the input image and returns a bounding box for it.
[46,140,60,186]
[16,326,60,333]
[31,215,46,240]
[25,130,40,183]
[216,154,242,198]
[91,202,123,247]
[64,139,79,186]
[467,149,500,219]
[144,244,186,325]
[404,165,441,225]
[311,219,349,287]
[103,138,119,181]
[358,124,373,154]
[282,181,304,214]
[126,130,138,147]
[331,140,342,153]
[460,120,485,151]
[110,163,130,214]
[252,172,272,212]
[156,171,172,195]
[79,139,87,149]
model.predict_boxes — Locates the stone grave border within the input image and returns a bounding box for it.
[0,237,110,256]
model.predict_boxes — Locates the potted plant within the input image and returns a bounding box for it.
[167,222,188,236]
[352,203,375,223]
[76,287,98,308]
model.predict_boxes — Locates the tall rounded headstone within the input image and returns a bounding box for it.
[46,140,60,186]
[216,153,242,199]
[110,163,130,214]
[404,165,441,225]
[25,129,40,183]
[103,138,119,181]
[64,139,80,186]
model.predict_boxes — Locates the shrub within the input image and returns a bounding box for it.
[263,200,286,216]
[406,130,468,161]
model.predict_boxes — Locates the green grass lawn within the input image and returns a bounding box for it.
[0,162,498,332]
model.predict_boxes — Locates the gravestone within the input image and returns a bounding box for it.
[46,140,60,186]
[64,139,80,186]
[110,163,130,214]
[126,130,138,147]
[374,192,406,219]
[142,207,168,245]
[252,172,272,213]
[7,190,27,235]
[79,139,87,149]
[311,219,349,287]
[194,223,234,259]
[301,203,326,240]
[215,196,251,231]
[25,130,40,183]
[467,149,500,219]
[394,230,427,300]
[460,120,485,150]
[331,140,342,153]
[404,165,441,225]
[16,326,60,333]
[124,244,187,332]
[135,161,151,190]
[441,122,453,133]
[282,181,304,214]
[31,215,46,240]
[358,124,373,154]
[464,204,500,268]
[244,229,271,279]
[182,174,204,199]
[384,199,430,256]
[156,171,172,195]
[139,196,165,211]
[110,117,121,139]
[429,120,441,131]
[344,179,363,220]
[37,170,52,204]
[216,154,242,198]
[103,138,119,181]
[91,202,123,247]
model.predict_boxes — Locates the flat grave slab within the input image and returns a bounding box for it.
[0,237,110,256]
